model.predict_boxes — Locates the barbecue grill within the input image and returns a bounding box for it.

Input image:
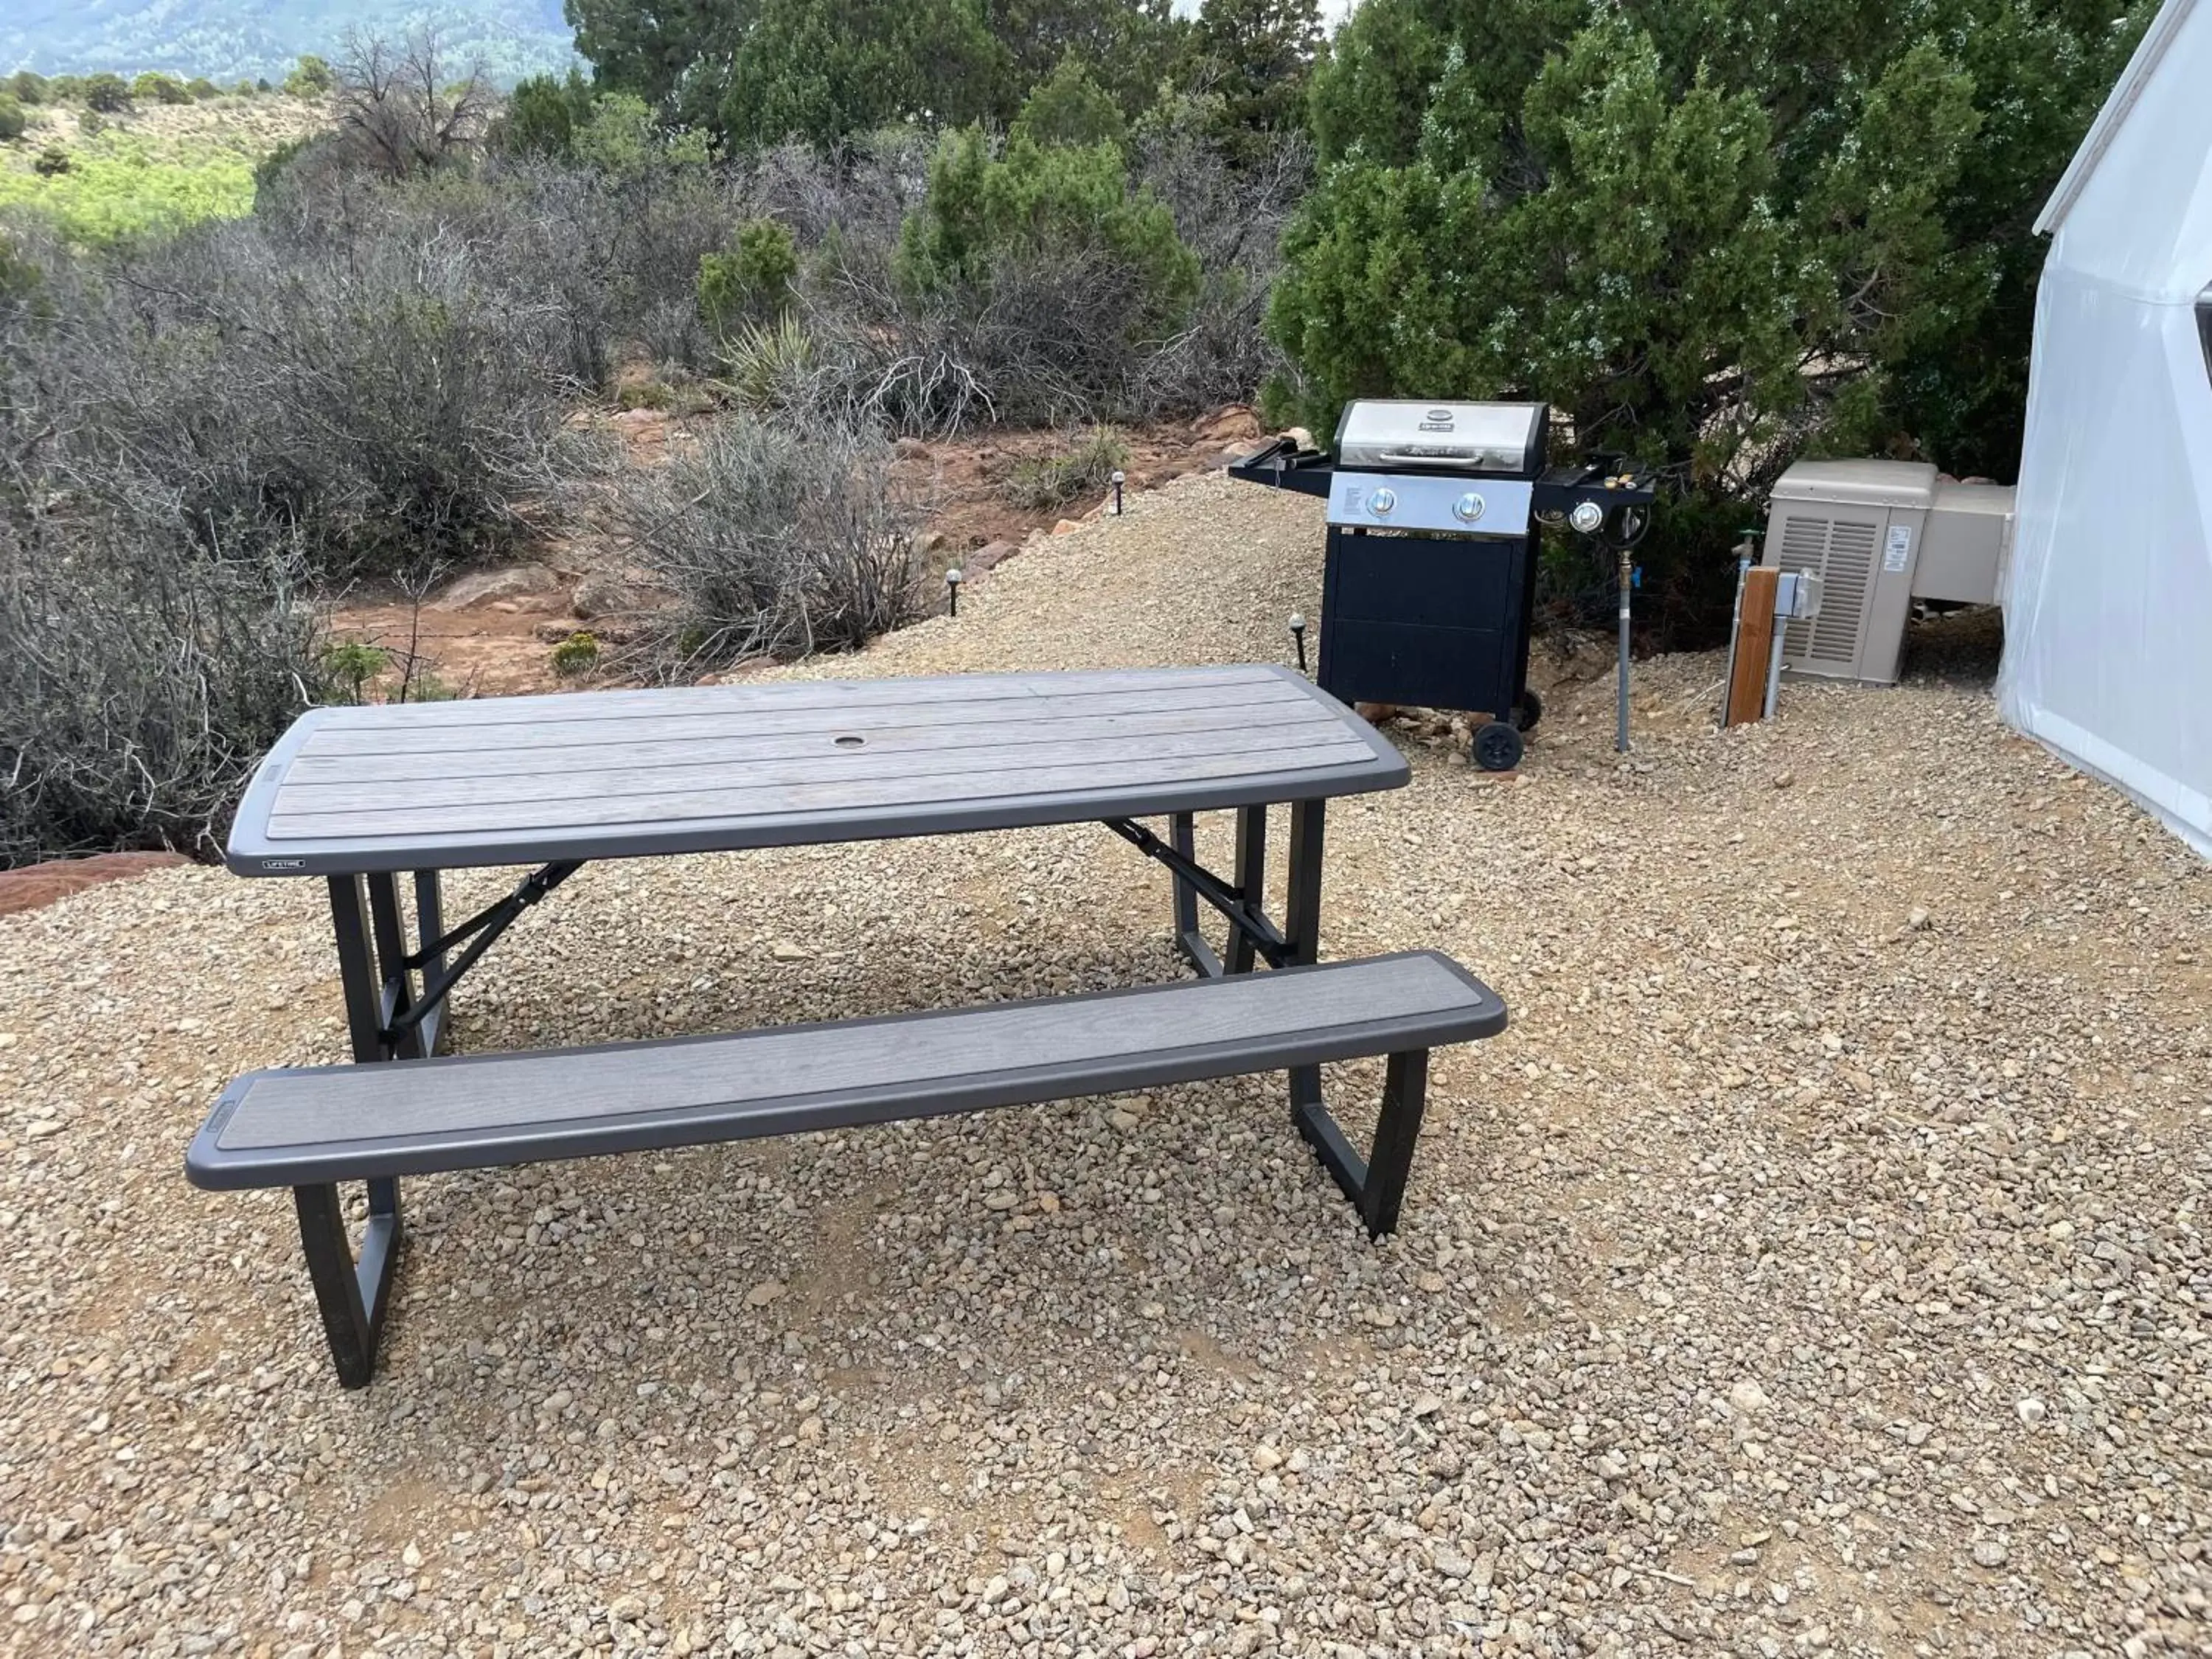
[1231,400,1655,769]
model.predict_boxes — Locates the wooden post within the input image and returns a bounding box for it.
[1725,567,1781,727]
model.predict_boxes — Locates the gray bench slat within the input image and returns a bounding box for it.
[186,953,1505,1191]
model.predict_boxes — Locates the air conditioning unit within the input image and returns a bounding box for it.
[1760,460,2015,685]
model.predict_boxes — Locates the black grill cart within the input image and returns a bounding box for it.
[1231,400,1656,769]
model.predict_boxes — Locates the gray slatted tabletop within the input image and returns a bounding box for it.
[226,664,1406,874]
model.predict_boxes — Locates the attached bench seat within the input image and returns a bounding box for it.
[189,951,1506,1385]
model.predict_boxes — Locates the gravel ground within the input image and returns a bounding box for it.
[1,472,2207,1659]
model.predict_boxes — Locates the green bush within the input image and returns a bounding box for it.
[897,129,1199,335]
[46,77,84,103]
[284,56,335,100]
[232,80,257,98]
[570,91,657,168]
[1004,424,1127,510]
[322,639,392,703]
[549,630,601,676]
[133,73,192,106]
[698,219,799,336]
[82,73,132,114]
[77,110,105,138]
[32,144,70,177]
[1179,0,1322,164]
[0,95,24,144]
[7,72,46,106]
[501,70,595,156]
[718,311,818,414]
[710,0,1002,149]
[1012,55,1126,151]
[0,229,38,301]
[187,79,221,102]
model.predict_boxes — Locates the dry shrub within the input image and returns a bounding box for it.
[1005,424,1128,510]
[605,414,924,679]
[0,515,328,866]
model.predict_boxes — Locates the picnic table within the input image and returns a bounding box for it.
[192,664,1508,1385]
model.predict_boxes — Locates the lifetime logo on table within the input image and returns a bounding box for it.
[260,858,307,872]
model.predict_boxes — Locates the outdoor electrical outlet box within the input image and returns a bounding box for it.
[1774,570,1824,622]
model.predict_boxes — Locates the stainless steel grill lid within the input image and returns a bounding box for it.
[1332,400,1545,476]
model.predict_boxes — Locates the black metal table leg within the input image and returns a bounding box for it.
[293,1183,397,1390]
[1169,811,1223,978]
[1283,798,1326,1116]
[1360,1050,1430,1236]
[1228,804,1267,975]
[366,872,425,1061]
[413,871,448,1054]
[327,874,387,1065]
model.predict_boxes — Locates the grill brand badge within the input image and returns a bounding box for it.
[1418,408,1455,432]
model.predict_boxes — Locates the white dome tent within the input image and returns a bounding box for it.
[2002,0,2212,857]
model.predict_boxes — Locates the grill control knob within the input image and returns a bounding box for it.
[1368,487,1397,516]
[1453,492,1485,523]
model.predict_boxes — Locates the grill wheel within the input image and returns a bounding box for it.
[1473,721,1525,772]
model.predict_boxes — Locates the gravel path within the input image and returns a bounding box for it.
[1,472,2206,1658]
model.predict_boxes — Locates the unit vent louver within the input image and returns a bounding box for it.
[1774,514,1876,665]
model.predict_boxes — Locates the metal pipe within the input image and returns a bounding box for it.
[1615,546,1633,753]
[1762,619,1788,719]
[1719,543,1752,727]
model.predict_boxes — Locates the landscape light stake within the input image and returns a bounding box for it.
[1110,470,1124,515]
[945,566,962,617]
[1289,613,1308,675]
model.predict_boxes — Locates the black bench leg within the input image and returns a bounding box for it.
[1293,1048,1430,1239]
[293,1183,399,1388]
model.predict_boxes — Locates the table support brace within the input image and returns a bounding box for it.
[1102,817,1287,974]
[381,860,582,1048]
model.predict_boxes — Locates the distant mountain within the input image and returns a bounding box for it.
[1,0,577,86]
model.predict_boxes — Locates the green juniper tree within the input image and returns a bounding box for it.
[1267,0,2153,629]
[1182,0,1324,164]
[1012,55,1128,151]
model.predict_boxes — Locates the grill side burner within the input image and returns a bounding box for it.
[1231,400,1655,770]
